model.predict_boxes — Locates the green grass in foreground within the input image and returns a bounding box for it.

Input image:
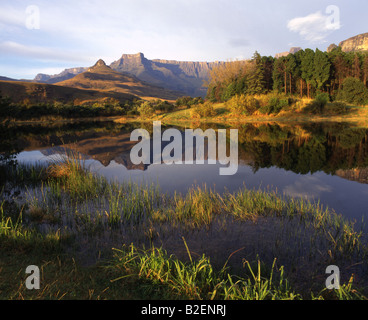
[0,155,367,300]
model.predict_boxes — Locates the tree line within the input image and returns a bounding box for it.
[206,47,368,105]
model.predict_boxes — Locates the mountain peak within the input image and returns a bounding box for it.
[88,59,109,72]
[121,52,145,59]
[94,59,107,67]
[116,53,146,64]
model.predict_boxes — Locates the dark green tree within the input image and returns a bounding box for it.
[222,82,238,101]
[353,53,362,80]
[235,76,248,95]
[293,50,304,97]
[261,56,275,92]
[247,51,266,95]
[286,54,297,94]
[301,49,315,98]
[362,54,368,87]
[273,57,287,94]
[328,48,350,93]
[337,77,368,105]
[313,49,331,92]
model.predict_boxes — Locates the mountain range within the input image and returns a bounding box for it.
[57,59,183,100]
[34,52,225,97]
[0,58,186,105]
[34,67,88,84]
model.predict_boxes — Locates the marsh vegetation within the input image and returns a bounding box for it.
[1,141,368,300]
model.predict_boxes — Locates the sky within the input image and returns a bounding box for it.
[0,0,367,79]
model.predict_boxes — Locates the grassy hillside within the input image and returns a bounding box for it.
[0,80,137,105]
[0,60,186,109]
[57,60,184,101]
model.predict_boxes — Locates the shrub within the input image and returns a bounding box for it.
[336,77,368,106]
[0,95,12,118]
[324,102,350,115]
[190,102,217,118]
[176,96,192,107]
[91,102,105,113]
[226,95,260,116]
[191,97,205,106]
[127,109,139,116]
[154,100,174,113]
[254,94,271,109]
[222,82,237,101]
[315,93,330,106]
[259,96,289,115]
[137,101,155,118]
[176,96,204,108]
[303,93,331,115]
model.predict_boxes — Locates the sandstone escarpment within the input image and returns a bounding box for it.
[339,32,368,53]
[275,47,302,58]
[110,53,225,97]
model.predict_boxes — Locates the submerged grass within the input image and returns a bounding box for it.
[46,149,108,201]
[108,241,366,300]
[0,154,367,300]
[108,241,300,300]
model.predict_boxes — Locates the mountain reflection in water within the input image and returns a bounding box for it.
[2,120,368,221]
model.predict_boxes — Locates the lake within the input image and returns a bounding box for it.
[3,120,368,223]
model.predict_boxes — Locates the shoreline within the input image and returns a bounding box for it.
[1,101,367,127]
[3,114,367,127]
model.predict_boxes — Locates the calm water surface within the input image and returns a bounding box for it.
[4,121,368,222]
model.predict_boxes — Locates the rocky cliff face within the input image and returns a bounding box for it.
[152,59,222,79]
[338,32,368,52]
[110,53,224,97]
[34,67,88,84]
[275,47,302,58]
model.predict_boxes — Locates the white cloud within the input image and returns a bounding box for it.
[1,0,256,62]
[287,9,341,43]
[0,41,93,63]
[0,5,25,27]
[283,175,332,199]
[0,64,66,79]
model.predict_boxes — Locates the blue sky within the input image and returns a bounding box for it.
[0,0,367,79]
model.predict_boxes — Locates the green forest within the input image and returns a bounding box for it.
[206,48,368,106]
